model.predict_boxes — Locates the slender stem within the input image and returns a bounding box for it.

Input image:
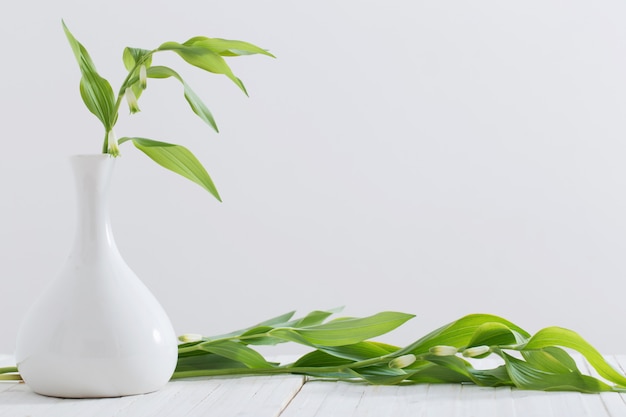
[102,130,109,154]
[178,332,281,355]
[113,50,158,115]
[102,49,158,154]
[0,375,22,381]
[0,366,21,381]
[172,359,389,380]
[172,366,343,379]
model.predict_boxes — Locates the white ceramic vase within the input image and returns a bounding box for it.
[15,154,178,398]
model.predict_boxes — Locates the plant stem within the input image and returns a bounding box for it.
[113,51,157,115]
[172,366,335,379]
[0,367,21,381]
[178,332,281,355]
[102,50,158,154]
[102,131,109,154]
[0,375,22,381]
[172,359,390,380]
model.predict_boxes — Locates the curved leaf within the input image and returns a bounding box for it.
[501,351,613,392]
[122,47,153,72]
[522,327,626,387]
[63,21,116,130]
[157,42,247,95]
[270,312,414,347]
[175,352,246,372]
[521,347,579,374]
[147,66,218,132]
[126,137,221,201]
[397,314,531,356]
[467,322,523,350]
[199,340,273,369]
[293,350,354,368]
[347,366,412,385]
[183,36,275,58]
[316,341,400,362]
[122,47,153,101]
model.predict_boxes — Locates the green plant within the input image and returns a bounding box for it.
[172,309,626,392]
[4,309,625,392]
[62,21,274,201]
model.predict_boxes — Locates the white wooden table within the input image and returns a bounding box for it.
[2,355,626,416]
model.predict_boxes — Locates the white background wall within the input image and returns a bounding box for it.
[1,0,626,355]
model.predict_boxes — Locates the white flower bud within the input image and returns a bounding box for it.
[107,130,119,157]
[178,333,204,343]
[139,65,147,90]
[125,87,140,114]
[462,345,490,358]
[429,345,458,356]
[388,354,416,369]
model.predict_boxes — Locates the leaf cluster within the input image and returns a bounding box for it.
[175,309,626,392]
[62,21,274,201]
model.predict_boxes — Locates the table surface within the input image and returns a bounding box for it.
[2,354,626,417]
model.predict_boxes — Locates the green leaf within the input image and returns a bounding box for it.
[522,327,626,387]
[202,311,297,343]
[406,363,474,384]
[316,341,399,362]
[292,350,354,368]
[469,365,513,386]
[271,312,414,347]
[183,36,275,58]
[122,47,153,72]
[501,351,613,392]
[147,66,218,132]
[198,340,273,369]
[347,366,412,385]
[397,314,531,356]
[422,355,478,381]
[62,21,116,130]
[122,47,153,101]
[177,311,299,354]
[227,309,346,346]
[521,347,580,374]
[466,322,522,349]
[267,328,318,347]
[239,327,285,346]
[176,352,246,372]
[127,137,221,201]
[288,308,343,328]
[157,42,247,95]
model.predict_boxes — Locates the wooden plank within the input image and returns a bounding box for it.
[459,385,508,417]
[576,354,626,417]
[180,375,305,417]
[0,375,305,417]
[283,380,505,417]
[422,383,462,417]
[280,380,366,417]
[0,384,64,417]
[600,355,626,417]
[281,376,615,417]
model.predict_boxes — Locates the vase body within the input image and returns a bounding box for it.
[15,154,178,398]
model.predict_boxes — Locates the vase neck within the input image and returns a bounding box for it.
[70,155,118,255]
